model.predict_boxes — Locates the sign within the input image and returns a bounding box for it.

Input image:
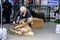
[56,24,60,34]
[48,0,59,7]
[41,0,48,5]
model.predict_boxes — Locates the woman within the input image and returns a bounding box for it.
[13,6,32,28]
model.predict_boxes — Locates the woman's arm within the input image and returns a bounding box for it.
[13,10,20,24]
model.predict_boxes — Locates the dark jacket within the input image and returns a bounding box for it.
[13,9,32,21]
[2,1,12,16]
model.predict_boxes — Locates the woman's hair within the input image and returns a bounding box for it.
[20,6,27,12]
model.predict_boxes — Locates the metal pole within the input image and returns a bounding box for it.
[48,6,50,22]
[33,0,34,5]
[58,0,59,19]
[59,0,60,14]
[1,0,3,28]
[1,0,2,40]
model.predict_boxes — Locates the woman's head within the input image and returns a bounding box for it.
[20,6,27,17]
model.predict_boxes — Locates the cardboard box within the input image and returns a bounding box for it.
[31,18,44,28]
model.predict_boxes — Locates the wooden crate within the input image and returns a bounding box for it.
[31,18,44,28]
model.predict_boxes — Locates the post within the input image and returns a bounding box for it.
[59,0,60,14]
[1,0,3,28]
[48,6,50,22]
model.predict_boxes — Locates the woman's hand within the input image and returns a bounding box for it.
[13,21,16,25]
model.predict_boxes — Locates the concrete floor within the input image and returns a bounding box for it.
[0,22,60,40]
